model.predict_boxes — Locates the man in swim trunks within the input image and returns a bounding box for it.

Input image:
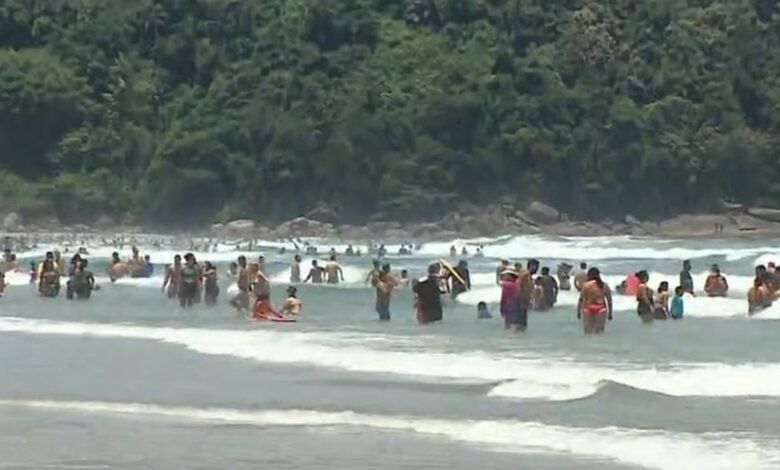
[290,254,302,283]
[577,267,612,334]
[538,266,559,309]
[162,254,182,298]
[365,260,381,287]
[325,255,344,284]
[375,266,396,321]
[230,255,250,314]
[679,260,694,295]
[635,270,654,323]
[413,264,443,325]
[304,260,324,284]
[512,259,539,332]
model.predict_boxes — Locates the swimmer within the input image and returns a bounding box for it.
[375,268,395,321]
[477,301,492,319]
[202,261,219,306]
[365,260,381,287]
[304,260,325,284]
[279,286,302,315]
[670,286,684,319]
[398,269,410,287]
[290,254,302,283]
[229,255,250,314]
[162,255,182,298]
[680,260,694,295]
[635,270,654,323]
[177,253,199,308]
[557,262,572,291]
[577,267,612,334]
[654,281,670,319]
[325,255,344,284]
[704,265,728,297]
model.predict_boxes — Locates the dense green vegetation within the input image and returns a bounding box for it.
[1,0,779,227]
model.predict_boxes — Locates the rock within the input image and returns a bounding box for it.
[3,212,21,231]
[526,201,559,225]
[226,219,255,231]
[304,205,341,224]
[211,223,225,232]
[747,207,780,223]
[658,214,731,236]
[337,224,371,240]
[721,201,746,213]
[624,214,641,226]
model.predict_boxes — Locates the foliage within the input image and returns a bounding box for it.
[1,0,779,227]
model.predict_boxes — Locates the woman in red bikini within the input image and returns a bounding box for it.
[577,267,613,334]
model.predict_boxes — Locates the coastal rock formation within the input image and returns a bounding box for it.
[527,202,560,225]
[3,212,21,231]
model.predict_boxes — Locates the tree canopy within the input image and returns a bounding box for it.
[1,0,779,227]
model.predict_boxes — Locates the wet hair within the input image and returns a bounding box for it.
[312,260,318,266]
[541,266,550,275]
[381,263,391,272]
[428,263,439,275]
[286,286,297,296]
[400,269,408,277]
[636,270,649,282]
[174,254,182,261]
[81,259,89,268]
[45,251,54,259]
[683,260,691,269]
[586,267,604,289]
[111,252,118,258]
[501,259,509,266]
[580,262,587,269]
[294,254,302,262]
[658,281,669,293]
[477,301,487,309]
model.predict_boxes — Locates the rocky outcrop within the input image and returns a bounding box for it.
[746,207,780,223]
[226,219,255,231]
[526,201,559,224]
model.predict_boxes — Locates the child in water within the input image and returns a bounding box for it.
[670,286,684,320]
[29,262,36,284]
[477,301,492,319]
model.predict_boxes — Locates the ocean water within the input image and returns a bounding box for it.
[2,234,780,469]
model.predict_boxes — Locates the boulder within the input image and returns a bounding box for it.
[747,207,780,223]
[304,205,341,224]
[226,219,255,231]
[526,201,559,224]
[3,212,21,231]
[624,214,641,226]
[211,222,225,232]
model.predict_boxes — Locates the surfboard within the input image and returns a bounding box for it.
[250,311,297,323]
[439,258,466,287]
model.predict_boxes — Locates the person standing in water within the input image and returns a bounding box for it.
[680,260,694,295]
[414,264,443,325]
[365,260,381,287]
[304,260,325,284]
[704,265,728,297]
[654,281,670,319]
[290,254,302,283]
[449,260,471,299]
[670,286,685,319]
[280,286,302,315]
[557,263,572,291]
[499,267,520,327]
[577,267,612,334]
[202,261,219,306]
[574,262,588,292]
[162,255,182,299]
[514,259,539,332]
[177,253,200,308]
[635,270,654,323]
[325,255,344,284]
[375,265,395,321]
[230,255,250,314]
[495,260,510,285]
[538,266,559,309]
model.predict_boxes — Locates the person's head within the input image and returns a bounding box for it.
[658,281,669,293]
[527,259,540,275]
[711,264,720,275]
[294,254,302,262]
[258,255,265,264]
[541,266,550,276]
[184,253,195,265]
[381,263,391,273]
[400,269,408,279]
[46,251,54,261]
[458,260,468,269]
[683,260,691,271]
[427,263,439,277]
[756,265,767,277]
[580,262,587,270]
[477,301,487,311]
[237,255,246,267]
[587,267,604,288]
[501,259,509,267]
[286,286,297,297]
[312,260,318,267]
[674,285,684,296]
[514,262,523,272]
[769,262,776,271]
[637,270,649,282]
[330,254,337,262]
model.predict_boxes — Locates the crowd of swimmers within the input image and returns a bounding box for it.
[4,239,780,329]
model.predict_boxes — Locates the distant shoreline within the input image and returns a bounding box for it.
[4,210,780,243]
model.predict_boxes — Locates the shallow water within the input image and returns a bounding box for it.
[2,234,780,469]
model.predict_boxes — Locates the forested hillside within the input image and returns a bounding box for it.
[1,0,779,227]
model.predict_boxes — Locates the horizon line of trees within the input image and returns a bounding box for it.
[1,0,780,227]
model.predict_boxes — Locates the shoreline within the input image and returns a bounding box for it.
[5,205,780,242]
